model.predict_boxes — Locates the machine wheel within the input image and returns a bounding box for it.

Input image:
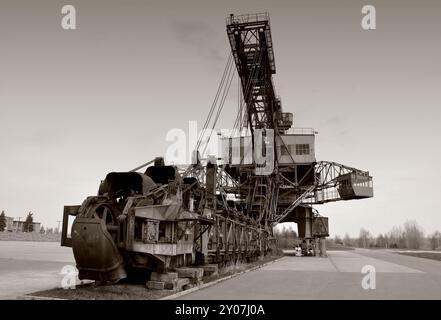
[90,204,119,241]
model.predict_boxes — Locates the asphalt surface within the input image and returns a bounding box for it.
[178,248,441,300]
[2,241,441,299]
[0,241,75,299]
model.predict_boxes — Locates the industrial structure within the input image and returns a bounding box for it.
[61,13,373,284]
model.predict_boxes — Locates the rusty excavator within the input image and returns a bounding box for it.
[61,13,373,283]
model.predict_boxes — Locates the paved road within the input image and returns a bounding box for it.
[0,241,75,299]
[2,242,441,299]
[178,249,441,299]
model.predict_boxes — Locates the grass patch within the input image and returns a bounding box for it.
[327,245,355,251]
[395,251,441,262]
[0,232,60,242]
[30,282,171,300]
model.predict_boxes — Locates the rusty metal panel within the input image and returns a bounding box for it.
[312,216,329,237]
[72,217,126,282]
[134,203,181,221]
[61,205,80,247]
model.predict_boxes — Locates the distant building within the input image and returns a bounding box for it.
[5,216,41,233]
[5,216,14,231]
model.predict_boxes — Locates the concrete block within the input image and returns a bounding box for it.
[150,272,178,282]
[165,278,191,291]
[177,278,190,288]
[175,267,204,279]
[203,264,218,276]
[146,280,165,290]
[190,279,204,286]
[183,283,194,291]
[164,281,177,291]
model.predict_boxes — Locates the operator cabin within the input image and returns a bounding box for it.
[219,113,316,166]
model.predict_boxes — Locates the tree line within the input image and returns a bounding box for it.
[274,226,298,248]
[335,220,440,250]
[273,220,440,251]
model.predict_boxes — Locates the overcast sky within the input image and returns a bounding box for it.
[0,0,440,237]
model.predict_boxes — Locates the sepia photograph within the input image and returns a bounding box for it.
[0,0,440,312]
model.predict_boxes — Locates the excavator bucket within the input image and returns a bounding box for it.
[71,217,126,283]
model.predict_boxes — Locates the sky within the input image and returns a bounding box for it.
[0,0,440,237]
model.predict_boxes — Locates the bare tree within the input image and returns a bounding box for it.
[343,233,352,247]
[388,226,406,249]
[429,231,441,250]
[403,220,424,250]
[358,228,371,248]
[334,235,343,245]
[384,233,389,248]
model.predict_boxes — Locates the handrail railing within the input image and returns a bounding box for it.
[226,12,270,25]
[283,127,316,135]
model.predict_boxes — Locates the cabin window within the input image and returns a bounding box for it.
[158,222,166,242]
[354,180,372,188]
[295,144,310,155]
